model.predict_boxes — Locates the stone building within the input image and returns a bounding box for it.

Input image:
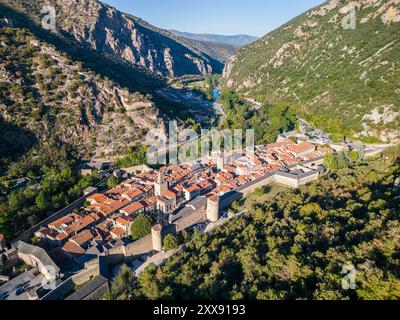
[207,195,220,223]
[12,241,60,281]
[151,224,163,252]
[154,170,168,197]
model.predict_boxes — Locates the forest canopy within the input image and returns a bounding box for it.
[118,147,400,300]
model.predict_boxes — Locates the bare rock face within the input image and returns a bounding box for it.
[0,27,164,160]
[0,0,222,163]
[3,0,222,78]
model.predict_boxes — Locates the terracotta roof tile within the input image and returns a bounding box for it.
[62,240,85,256]
[121,202,144,215]
[111,227,125,237]
[70,229,94,246]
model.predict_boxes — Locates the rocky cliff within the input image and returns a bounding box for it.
[223,0,400,143]
[0,26,162,170]
[2,0,223,78]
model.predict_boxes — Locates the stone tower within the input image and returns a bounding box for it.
[151,224,163,252]
[217,154,225,172]
[155,170,168,197]
[207,195,220,223]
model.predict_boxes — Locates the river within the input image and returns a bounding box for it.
[212,88,221,101]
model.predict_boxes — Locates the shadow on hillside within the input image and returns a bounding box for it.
[0,3,164,94]
[0,3,222,123]
[0,116,37,174]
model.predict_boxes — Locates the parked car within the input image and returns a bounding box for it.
[0,292,8,300]
[194,223,207,232]
[14,285,26,296]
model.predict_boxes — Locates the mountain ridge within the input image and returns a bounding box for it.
[1,0,224,78]
[170,30,259,47]
[223,0,400,143]
[0,26,162,173]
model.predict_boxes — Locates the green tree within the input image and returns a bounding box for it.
[182,230,191,243]
[107,176,119,189]
[125,146,400,301]
[348,151,359,161]
[324,153,348,172]
[117,146,147,168]
[131,214,153,241]
[35,190,50,211]
[107,264,135,300]
[163,234,178,250]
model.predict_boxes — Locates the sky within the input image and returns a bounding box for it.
[102,0,325,37]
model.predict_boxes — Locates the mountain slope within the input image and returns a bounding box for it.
[0,26,162,173]
[173,37,237,62]
[170,30,259,47]
[223,0,400,143]
[2,0,223,77]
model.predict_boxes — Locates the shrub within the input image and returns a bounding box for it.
[131,214,153,241]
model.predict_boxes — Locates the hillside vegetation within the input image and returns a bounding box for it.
[219,89,296,144]
[177,38,238,63]
[2,0,223,78]
[223,0,400,143]
[0,27,161,173]
[113,147,400,300]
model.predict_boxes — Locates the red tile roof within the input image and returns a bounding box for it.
[267,139,296,149]
[287,142,316,154]
[62,240,85,256]
[87,193,109,204]
[70,229,94,246]
[55,232,69,241]
[87,198,129,217]
[49,213,81,229]
[88,212,101,222]
[208,195,219,203]
[142,196,157,207]
[116,216,133,226]
[162,190,177,199]
[111,227,125,238]
[197,180,213,189]
[36,227,53,237]
[213,185,233,195]
[106,187,129,195]
[121,202,144,215]
[185,185,200,193]
[173,184,184,192]
[123,188,144,199]
[64,215,95,235]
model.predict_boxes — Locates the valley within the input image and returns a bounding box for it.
[0,0,399,303]
[222,0,400,144]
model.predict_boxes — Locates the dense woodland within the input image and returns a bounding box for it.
[107,147,400,300]
[0,25,155,239]
[222,0,400,143]
[219,89,296,145]
[0,160,103,239]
